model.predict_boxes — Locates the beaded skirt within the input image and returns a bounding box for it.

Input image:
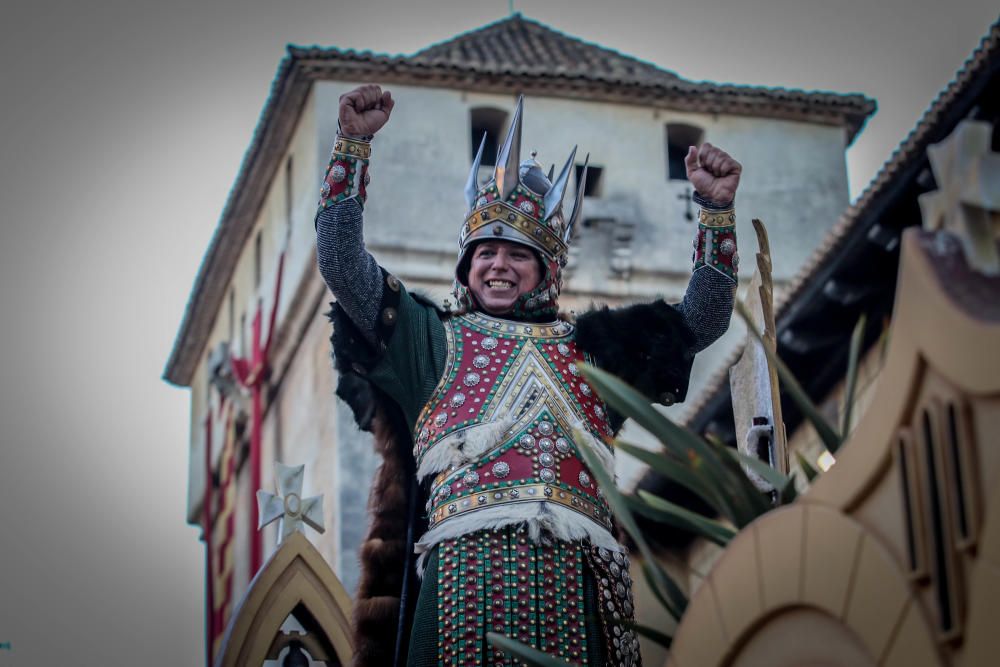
[406,525,642,666]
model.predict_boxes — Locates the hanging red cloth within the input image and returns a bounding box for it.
[229,249,286,578]
[201,410,215,666]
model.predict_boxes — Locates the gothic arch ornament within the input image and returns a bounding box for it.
[215,531,354,666]
[668,225,1000,666]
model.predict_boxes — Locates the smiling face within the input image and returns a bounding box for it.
[466,240,543,316]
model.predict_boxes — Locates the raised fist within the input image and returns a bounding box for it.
[338,84,395,137]
[684,142,742,205]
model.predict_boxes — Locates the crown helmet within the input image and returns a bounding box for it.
[454,96,588,320]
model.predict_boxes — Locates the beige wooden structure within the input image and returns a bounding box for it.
[667,214,1000,664]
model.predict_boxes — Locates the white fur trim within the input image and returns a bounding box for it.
[416,416,515,482]
[571,421,616,480]
[414,501,624,576]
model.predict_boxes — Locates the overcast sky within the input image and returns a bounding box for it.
[0,1,996,664]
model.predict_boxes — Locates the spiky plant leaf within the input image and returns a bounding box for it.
[796,451,820,483]
[878,316,891,364]
[579,365,761,527]
[577,365,717,465]
[726,448,793,504]
[633,491,737,546]
[841,314,867,440]
[486,632,579,666]
[779,474,799,503]
[735,302,843,454]
[639,558,677,620]
[574,428,688,621]
[703,432,774,520]
[614,619,674,649]
[624,494,732,547]
[616,440,725,516]
[728,449,794,497]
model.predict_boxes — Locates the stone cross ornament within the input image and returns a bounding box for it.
[918,119,1000,275]
[256,462,325,545]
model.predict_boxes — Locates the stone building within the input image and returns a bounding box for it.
[162,13,873,656]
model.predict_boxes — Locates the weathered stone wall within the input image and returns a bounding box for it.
[314,81,850,295]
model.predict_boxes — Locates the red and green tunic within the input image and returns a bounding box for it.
[362,282,642,665]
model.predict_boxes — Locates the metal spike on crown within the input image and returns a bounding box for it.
[565,153,589,245]
[461,95,584,265]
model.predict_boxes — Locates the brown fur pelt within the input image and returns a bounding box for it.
[350,401,411,666]
[327,301,420,666]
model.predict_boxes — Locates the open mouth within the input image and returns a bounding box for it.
[487,279,514,289]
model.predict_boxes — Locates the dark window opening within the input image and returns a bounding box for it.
[897,437,919,572]
[946,404,970,541]
[922,409,954,634]
[666,123,705,181]
[575,164,603,198]
[470,107,507,167]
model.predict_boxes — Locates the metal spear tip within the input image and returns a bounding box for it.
[494,95,524,201]
[465,131,488,210]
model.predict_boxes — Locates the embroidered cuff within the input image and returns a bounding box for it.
[317,134,371,213]
[692,207,738,281]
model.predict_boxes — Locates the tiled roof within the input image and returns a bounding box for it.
[290,14,874,143]
[163,14,876,386]
[409,13,685,85]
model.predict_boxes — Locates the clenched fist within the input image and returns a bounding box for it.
[339,84,395,137]
[684,143,741,205]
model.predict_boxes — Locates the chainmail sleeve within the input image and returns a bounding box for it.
[315,200,384,344]
[673,268,735,353]
[673,191,738,353]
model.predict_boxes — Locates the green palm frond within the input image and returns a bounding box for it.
[579,365,769,527]
[841,314,867,439]
[487,632,579,666]
[574,426,689,621]
[632,491,737,546]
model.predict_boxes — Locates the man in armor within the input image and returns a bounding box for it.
[316,84,741,666]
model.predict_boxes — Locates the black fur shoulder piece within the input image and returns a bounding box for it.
[326,302,381,432]
[327,288,445,432]
[575,300,697,423]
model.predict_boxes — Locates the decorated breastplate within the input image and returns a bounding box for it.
[414,312,616,536]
